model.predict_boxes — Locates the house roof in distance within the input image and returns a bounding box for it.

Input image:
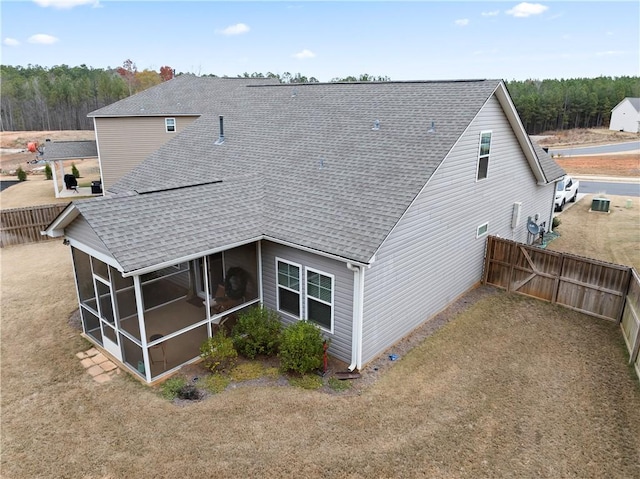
[53,77,563,274]
[41,140,98,161]
[612,97,640,113]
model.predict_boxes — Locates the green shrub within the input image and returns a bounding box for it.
[200,330,237,373]
[16,166,26,182]
[160,376,187,399]
[232,306,282,358]
[278,320,325,374]
[44,163,52,180]
[71,163,80,178]
[552,216,561,229]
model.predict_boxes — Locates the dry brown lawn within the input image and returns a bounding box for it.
[2,241,639,478]
[548,195,640,271]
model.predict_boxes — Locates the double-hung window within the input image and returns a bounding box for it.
[277,259,301,317]
[165,117,176,133]
[305,268,334,333]
[477,131,492,180]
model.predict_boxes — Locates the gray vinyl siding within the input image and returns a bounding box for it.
[361,94,556,365]
[261,241,354,363]
[95,116,199,190]
[66,216,111,258]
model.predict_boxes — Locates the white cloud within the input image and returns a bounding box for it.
[292,49,316,60]
[4,38,20,46]
[481,10,500,17]
[506,3,548,18]
[596,50,624,57]
[33,0,99,8]
[455,19,469,26]
[28,34,59,45]
[217,23,250,35]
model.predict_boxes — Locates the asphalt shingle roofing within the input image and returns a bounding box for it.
[41,140,98,161]
[69,75,559,274]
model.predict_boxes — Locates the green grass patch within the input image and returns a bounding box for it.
[327,376,352,392]
[263,367,280,379]
[288,374,323,390]
[160,376,187,400]
[230,362,265,381]
[201,373,231,394]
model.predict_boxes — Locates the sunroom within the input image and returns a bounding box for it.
[71,242,260,382]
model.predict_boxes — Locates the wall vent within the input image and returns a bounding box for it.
[590,198,610,212]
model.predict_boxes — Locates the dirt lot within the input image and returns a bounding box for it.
[0,130,96,178]
[536,127,639,148]
[1,240,639,478]
[555,154,640,177]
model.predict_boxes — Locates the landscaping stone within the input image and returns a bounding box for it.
[85,347,99,357]
[93,374,112,384]
[86,365,104,377]
[80,358,95,369]
[100,361,117,372]
[91,353,107,364]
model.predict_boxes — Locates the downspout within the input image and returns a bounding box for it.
[347,262,365,371]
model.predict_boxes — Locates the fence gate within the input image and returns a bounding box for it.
[484,236,631,321]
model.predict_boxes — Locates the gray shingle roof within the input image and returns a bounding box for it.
[73,176,265,273]
[68,78,561,274]
[41,140,98,160]
[88,75,279,117]
[530,140,565,182]
[627,98,640,112]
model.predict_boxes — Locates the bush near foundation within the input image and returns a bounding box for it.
[278,320,325,374]
[232,306,282,359]
[200,330,237,373]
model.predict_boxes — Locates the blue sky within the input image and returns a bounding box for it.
[1,0,638,82]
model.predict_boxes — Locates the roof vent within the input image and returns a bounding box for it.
[214,115,225,145]
[427,120,436,133]
[291,88,298,98]
[372,119,380,131]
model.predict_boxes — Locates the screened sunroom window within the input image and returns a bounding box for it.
[277,259,300,317]
[306,268,333,332]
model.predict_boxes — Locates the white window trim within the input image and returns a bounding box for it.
[476,130,492,181]
[275,257,302,319]
[304,266,334,334]
[476,222,489,238]
[165,117,176,133]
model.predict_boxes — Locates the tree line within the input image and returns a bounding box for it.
[1,63,638,134]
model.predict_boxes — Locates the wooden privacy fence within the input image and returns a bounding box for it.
[483,235,640,380]
[620,269,640,379]
[0,204,67,247]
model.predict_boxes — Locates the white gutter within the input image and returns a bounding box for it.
[347,259,371,371]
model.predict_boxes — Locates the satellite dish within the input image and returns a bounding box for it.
[527,219,540,235]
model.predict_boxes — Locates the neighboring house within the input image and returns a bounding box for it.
[609,97,640,133]
[40,140,99,197]
[45,76,565,384]
[90,77,279,191]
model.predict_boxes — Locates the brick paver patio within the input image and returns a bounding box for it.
[76,347,120,383]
